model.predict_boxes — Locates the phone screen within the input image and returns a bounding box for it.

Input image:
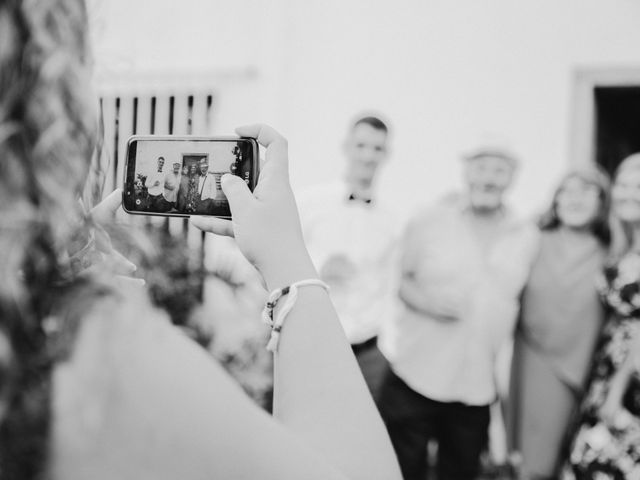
[123,136,258,218]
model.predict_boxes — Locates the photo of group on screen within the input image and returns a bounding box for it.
[133,145,245,215]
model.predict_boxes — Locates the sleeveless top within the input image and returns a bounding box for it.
[518,229,605,389]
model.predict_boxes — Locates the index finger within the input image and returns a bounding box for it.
[235,124,288,174]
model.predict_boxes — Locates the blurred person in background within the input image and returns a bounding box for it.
[559,154,640,480]
[296,115,400,402]
[507,168,611,480]
[0,2,402,479]
[378,145,528,480]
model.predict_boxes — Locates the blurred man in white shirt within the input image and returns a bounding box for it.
[378,146,526,480]
[297,115,400,402]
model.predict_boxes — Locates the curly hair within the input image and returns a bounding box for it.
[0,0,96,478]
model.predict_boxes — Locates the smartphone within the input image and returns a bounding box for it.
[123,135,259,218]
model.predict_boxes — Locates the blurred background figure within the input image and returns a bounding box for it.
[559,154,640,480]
[297,115,400,401]
[507,168,611,479]
[378,145,526,480]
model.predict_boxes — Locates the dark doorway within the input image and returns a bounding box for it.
[595,86,640,177]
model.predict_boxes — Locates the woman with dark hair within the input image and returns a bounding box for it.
[559,155,640,479]
[507,168,611,479]
[0,1,401,479]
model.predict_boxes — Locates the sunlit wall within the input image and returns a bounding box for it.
[89,0,640,221]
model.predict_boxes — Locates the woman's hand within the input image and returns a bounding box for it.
[191,124,316,289]
[85,189,143,284]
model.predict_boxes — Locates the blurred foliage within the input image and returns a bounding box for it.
[110,223,272,408]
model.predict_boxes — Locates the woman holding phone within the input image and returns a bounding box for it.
[0,1,401,479]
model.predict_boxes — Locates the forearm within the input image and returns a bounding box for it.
[262,248,401,480]
[398,278,458,321]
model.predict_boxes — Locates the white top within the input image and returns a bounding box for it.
[380,198,537,405]
[296,181,401,345]
[146,169,165,196]
[198,173,217,201]
[164,172,180,202]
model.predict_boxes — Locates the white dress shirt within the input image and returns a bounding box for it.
[296,181,401,345]
[380,197,536,405]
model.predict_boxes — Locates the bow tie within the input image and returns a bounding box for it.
[348,193,372,204]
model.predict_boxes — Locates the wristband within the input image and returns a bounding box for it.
[262,278,330,352]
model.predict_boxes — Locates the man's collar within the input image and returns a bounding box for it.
[348,193,373,205]
[345,181,374,205]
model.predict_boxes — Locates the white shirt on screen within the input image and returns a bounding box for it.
[198,172,216,201]
[296,181,402,345]
[164,171,180,202]
[147,169,165,196]
[379,197,536,406]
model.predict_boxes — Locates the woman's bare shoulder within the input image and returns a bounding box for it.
[51,276,349,480]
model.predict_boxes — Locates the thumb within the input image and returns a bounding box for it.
[221,174,253,216]
[91,189,122,226]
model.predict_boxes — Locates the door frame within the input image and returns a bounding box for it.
[570,66,640,169]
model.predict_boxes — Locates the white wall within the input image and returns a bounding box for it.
[90,0,640,220]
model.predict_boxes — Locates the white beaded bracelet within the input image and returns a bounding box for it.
[261,278,330,352]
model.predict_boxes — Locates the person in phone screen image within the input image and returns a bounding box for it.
[163,161,181,210]
[184,163,200,213]
[147,155,172,212]
[176,163,190,211]
[195,158,217,214]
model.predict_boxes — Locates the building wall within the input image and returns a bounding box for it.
[90,0,640,220]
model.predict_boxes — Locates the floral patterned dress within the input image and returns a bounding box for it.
[560,252,640,480]
[185,174,199,213]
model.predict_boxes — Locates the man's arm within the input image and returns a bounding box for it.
[398,273,462,321]
[164,175,176,190]
[397,214,463,321]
